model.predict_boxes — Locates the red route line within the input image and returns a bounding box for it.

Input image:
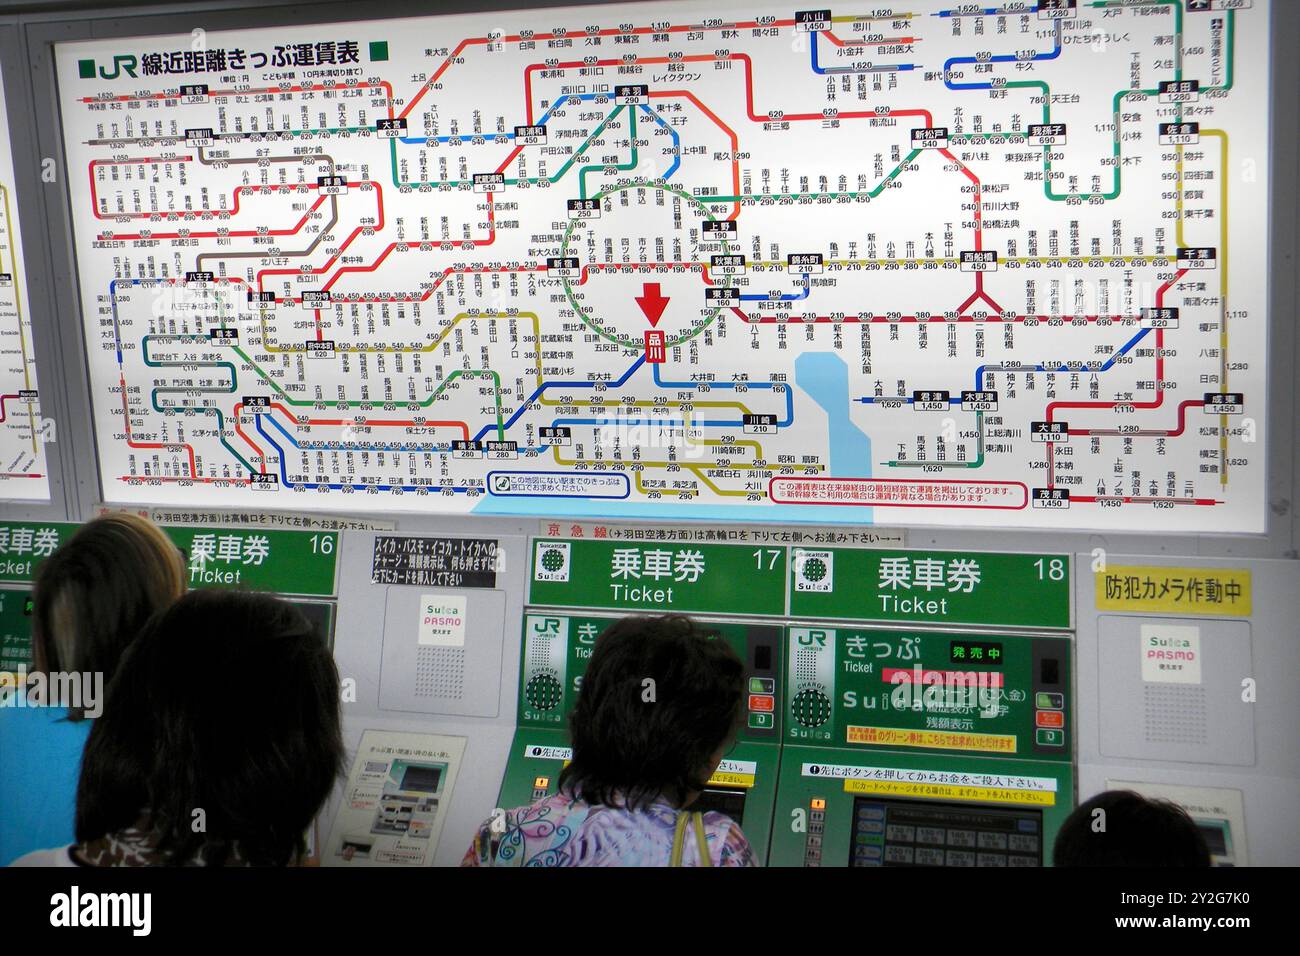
[255,181,387,290]
[516,51,935,129]
[117,476,252,484]
[401,18,805,122]
[104,195,328,241]
[232,404,266,473]
[321,196,495,293]
[0,393,22,423]
[1069,497,1219,505]
[735,313,1143,323]
[823,31,917,48]
[79,80,396,107]
[119,374,197,478]
[1044,270,1187,488]
[270,402,470,437]
[1069,399,1206,439]
[90,162,341,225]
[0,473,44,478]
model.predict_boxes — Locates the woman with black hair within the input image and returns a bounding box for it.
[463,614,756,867]
[11,589,344,866]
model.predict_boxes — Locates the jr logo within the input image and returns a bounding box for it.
[99,55,139,79]
[797,630,828,648]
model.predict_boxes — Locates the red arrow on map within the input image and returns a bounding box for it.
[634,282,671,327]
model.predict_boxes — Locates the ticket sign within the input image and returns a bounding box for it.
[0,523,79,583]
[789,549,1070,629]
[166,527,339,596]
[0,521,337,595]
[528,539,786,616]
[785,627,1071,761]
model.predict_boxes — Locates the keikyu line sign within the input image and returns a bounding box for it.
[529,539,787,616]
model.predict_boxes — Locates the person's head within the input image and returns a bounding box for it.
[32,513,186,718]
[1053,790,1211,867]
[558,614,745,811]
[76,589,344,866]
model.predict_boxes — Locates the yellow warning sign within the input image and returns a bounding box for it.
[1095,566,1251,617]
[843,779,1056,806]
[707,771,756,789]
[846,725,1017,754]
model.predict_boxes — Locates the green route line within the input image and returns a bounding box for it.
[140,334,253,472]
[388,105,627,190]
[0,183,39,455]
[886,411,985,469]
[579,108,637,200]
[558,179,731,351]
[707,148,923,203]
[945,4,1234,203]
[230,344,506,440]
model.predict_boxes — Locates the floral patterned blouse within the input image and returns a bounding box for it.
[462,791,757,867]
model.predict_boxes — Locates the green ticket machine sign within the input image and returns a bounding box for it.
[0,521,339,673]
[790,548,1071,629]
[499,610,785,863]
[528,539,787,616]
[769,625,1074,867]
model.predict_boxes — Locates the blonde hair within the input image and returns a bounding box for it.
[32,513,187,718]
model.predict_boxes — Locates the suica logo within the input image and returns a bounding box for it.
[49,886,151,936]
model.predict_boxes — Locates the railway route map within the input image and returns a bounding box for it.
[56,0,1270,529]
[0,67,49,502]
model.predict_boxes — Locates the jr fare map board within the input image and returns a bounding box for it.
[55,0,1270,530]
[0,66,49,501]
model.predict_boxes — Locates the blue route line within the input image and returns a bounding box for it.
[739,273,809,302]
[935,5,1040,17]
[398,92,598,145]
[652,363,794,427]
[253,413,473,492]
[472,355,648,442]
[943,20,1060,90]
[857,327,1151,403]
[639,104,680,181]
[810,30,917,75]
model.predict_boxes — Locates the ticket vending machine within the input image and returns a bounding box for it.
[768,546,1075,866]
[499,612,784,860]
[497,536,790,861]
[769,627,1073,866]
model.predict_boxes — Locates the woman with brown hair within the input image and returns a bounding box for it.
[0,513,186,865]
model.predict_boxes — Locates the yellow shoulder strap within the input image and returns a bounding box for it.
[693,812,712,868]
[669,811,689,866]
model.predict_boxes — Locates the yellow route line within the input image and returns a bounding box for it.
[1202,129,1230,486]
[548,406,821,495]
[0,184,37,454]
[249,306,757,415]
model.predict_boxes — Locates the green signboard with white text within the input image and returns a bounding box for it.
[789,548,1070,629]
[528,539,1071,630]
[0,520,337,596]
[528,539,788,616]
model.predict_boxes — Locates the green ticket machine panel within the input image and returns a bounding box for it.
[770,626,1074,867]
[499,611,785,862]
[0,588,34,675]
